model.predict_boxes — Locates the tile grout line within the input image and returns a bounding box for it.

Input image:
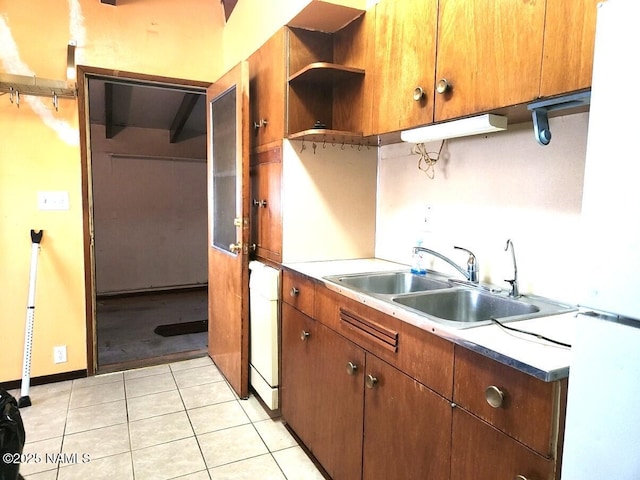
[123,371,136,480]
[170,361,212,480]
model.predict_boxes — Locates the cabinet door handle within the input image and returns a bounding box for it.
[413,86,425,101]
[485,385,505,408]
[346,362,358,376]
[514,476,529,480]
[253,119,268,129]
[253,199,268,208]
[290,287,300,297]
[365,374,378,389]
[436,78,451,94]
[300,330,310,341]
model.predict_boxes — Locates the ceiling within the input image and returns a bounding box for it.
[88,78,207,143]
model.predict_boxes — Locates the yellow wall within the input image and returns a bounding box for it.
[0,0,367,383]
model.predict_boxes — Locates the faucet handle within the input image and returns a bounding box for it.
[453,246,479,283]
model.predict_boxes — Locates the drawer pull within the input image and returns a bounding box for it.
[346,362,358,376]
[290,287,300,297]
[485,385,505,408]
[514,476,529,480]
[365,374,378,389]
[300,330,310,341]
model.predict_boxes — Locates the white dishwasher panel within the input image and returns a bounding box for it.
[249,261,280,410]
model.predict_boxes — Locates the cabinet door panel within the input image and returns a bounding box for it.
[249,29,285,148]
[312,322,365,480]
[363,355,451,480]
[250,158,282,263]
[540,0,600,97]
[370,0,438,134]
[281,303,317,446]
[452,408,554,480]
[435,0,545,121]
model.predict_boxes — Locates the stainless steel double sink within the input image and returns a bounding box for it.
[323,271,574,329]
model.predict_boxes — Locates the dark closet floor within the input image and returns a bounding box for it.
[96,287,208,372]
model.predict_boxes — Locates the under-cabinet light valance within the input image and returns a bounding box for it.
[400,114,508,144]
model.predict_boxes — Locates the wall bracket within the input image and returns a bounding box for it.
[528,90,591,145]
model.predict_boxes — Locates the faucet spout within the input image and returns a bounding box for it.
[504,239,519,297]
[412,246,477,283]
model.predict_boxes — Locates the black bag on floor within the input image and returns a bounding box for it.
[0,389,25,480]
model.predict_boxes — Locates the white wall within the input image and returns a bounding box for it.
[91,124,207,294]
[376,112,589,305]
[282,139,377,262]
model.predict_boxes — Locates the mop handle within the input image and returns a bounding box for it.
[20,230,43,402]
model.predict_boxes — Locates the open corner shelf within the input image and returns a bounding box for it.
[288,62,365,84]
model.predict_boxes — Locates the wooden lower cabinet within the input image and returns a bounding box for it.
[451,408,553,480]
[282,302,452,480]
[281,303,364,480]
[282,276,564,480]
[363,355,451,480]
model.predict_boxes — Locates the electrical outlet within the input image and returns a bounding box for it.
[54,345,67,364]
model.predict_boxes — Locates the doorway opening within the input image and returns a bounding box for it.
[79,68,211,374]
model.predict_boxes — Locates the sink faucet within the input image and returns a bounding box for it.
[504,239,519,297]
[412,245,479,283]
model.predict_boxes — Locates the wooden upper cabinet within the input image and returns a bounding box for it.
[250,144,282,263]
[370,0,438,135]
[248,29,286,149]
[539,0,600,98]
[434,0,546,122]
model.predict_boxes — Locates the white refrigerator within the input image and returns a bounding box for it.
[561,1,640,479]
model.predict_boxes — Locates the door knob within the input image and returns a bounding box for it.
[300,330,310,341]
[290,287,300,297]
[229,242,242,253]
[413,86,425,101]
[365,374,378,389]
[346,362,358,375]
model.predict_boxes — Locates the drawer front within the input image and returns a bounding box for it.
[453,346,563,456]
[451,408,555,480]
[315,284,454,399]
[282,270,315,317]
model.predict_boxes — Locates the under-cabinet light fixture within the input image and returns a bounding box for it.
[400,113,508,143]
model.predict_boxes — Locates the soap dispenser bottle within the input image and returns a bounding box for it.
[411,239,427,275]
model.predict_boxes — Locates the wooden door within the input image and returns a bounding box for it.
[207,62,250,398]
[248,29,286,149]
[363,355,452,480]
[451,408,554,480]
[370,0,438,134]
[250,144,282,263]
[281,303,318,447]
[539,0,600,97]
[435,0,546,121]
[312,322,365,480]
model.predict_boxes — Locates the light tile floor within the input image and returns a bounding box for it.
[9,356,326,480]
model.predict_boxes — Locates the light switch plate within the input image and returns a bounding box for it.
[38,191,69,211]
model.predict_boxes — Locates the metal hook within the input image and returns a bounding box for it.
[312,141,317,154]
[300,139,306,153]
[341,141,345,150]
[322,138,326,149]
[358,143,362,151]
[52,92,59,112]
[332,137,336,147]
